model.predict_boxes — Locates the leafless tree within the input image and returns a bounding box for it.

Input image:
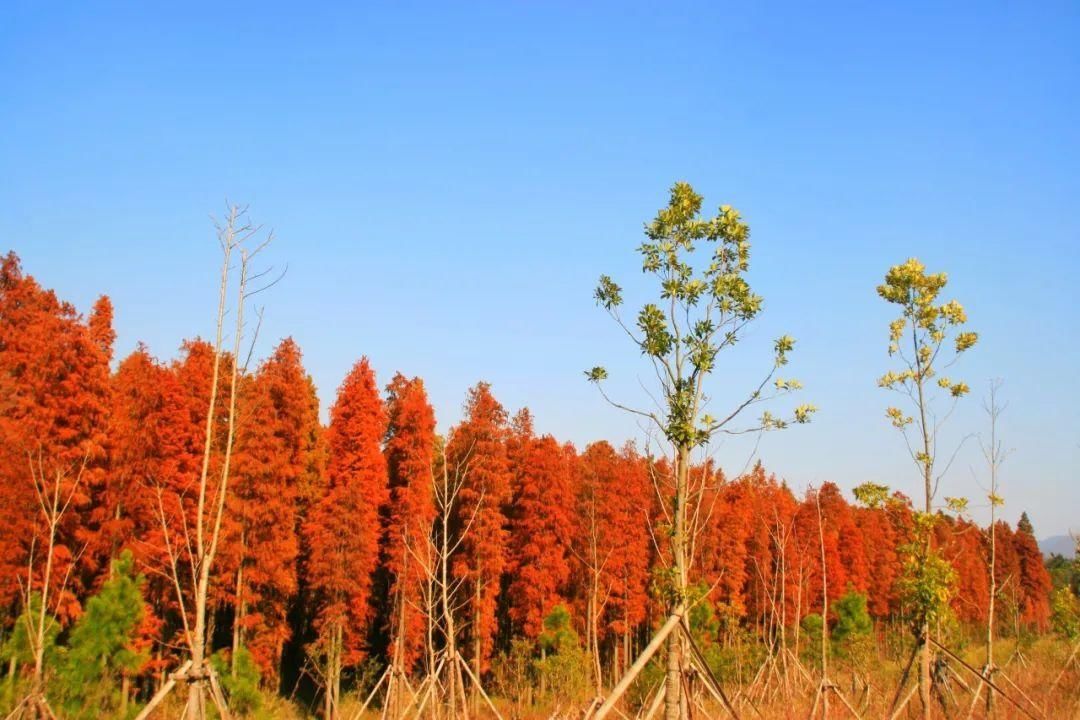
[5,451,92,720]
[134,206,276,720]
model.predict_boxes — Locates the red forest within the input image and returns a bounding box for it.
[0,247,1061,720]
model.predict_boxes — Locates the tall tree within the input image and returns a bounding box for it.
[382,373,437,672]
[305,358,388,720]
[506,424,575,640]
[587,183,814,720]
[447,382,512,680]
[877,257,977,718]
[1014,513,1052,630]
[0,253,112,716]
[106,345,202,684]
[0,252,112,617]
[575,441,653,688]
[134,207,273,720]
[229,338,320,682]
[978,379,1007,714]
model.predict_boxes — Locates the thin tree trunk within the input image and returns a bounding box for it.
[913,325,933,720]
[664,445,690,720]
[233,529,246,676]
[472,581,482,714]
[817,490,830,719]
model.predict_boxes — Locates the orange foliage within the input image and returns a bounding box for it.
[448,382,512,673]
[383,373,437,669]
[305,358,388,665]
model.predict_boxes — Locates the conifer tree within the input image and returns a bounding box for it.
[447,382,512,680]
[305,358,388,719]
[382,373,437,671]
[0,252,112,618]
[57,551,146,719]
[229,338,319,682]
[506,428,575,640]
[1015,513,1053,630]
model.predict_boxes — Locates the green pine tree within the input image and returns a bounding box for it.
[534,605,589,701]
[830,590,873,658]
[55,551,146,719]
[210,646,262,716]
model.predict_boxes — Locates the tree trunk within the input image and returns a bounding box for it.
[187,583,206,720]
[664,445,690,720]
[588,572,603,696]
[472,581,482,714]
[232,551,245,676]
[121,674,130,717]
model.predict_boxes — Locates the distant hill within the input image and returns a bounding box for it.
[1040,535,1076,558]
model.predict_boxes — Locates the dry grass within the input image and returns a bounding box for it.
[126,637,1079,719]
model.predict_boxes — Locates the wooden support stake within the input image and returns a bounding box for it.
[352,665,391,720]
[591,612,683,720]
[928,638,1042,720]
[132,659,194,720]
[455,651,504,720]
[679,620,743,720]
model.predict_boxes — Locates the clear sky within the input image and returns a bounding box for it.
[2,2,1077,537]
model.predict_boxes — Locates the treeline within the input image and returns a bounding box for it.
[0,250,1059,715]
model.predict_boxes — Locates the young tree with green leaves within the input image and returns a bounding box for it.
[876,257,977,719]
[587,182,814,720]
[55,551,146,719]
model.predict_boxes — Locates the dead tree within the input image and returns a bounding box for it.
[5,452,91,720]
[134,206,276,720]
[383,435,502,720]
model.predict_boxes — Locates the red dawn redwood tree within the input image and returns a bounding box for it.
[852,499,902,620]
[447,382,512,679]
[106,346,201,682]
[0,253,112,710]
[229,338,320,681]
[506,421,575,640]
[1014,512,1052,630]
[305,358,389,719]
[382,373,437,672]
[0,253,112,607]
[603,444,652,675]
[574,441,653,688]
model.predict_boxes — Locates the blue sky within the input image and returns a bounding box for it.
[2,2,1077,537]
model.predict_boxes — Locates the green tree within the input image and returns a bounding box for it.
[831,591,873,656]
[55,551,146,719]
[210,647,262,716]
[1050,587,1080,641]
[876,257,977,719]
[534,605,589,703]
[800,614,825,668]
[1047,554,1079,595]
[1,592,60,698]
[588,182,814,720]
